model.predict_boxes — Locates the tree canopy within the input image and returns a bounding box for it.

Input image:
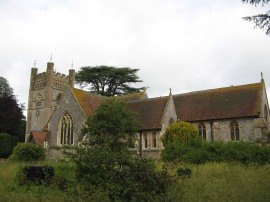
[75,65,145,96]
[242,0,270,35]
[0,77,13,98]
[82,98,141,151]
[0,77,25,138]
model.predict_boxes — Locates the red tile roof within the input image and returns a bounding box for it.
[30,131,47,145]
[72,88,107,116]
[126,97,168,130]
[173,83,261,122]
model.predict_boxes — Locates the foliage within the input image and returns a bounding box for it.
[242,0,270,35]
[0,133,18,158]
[161,121,200,147]
[16,165,55,185]
[177,167,191,178]
[82,98,141,152]
[75,65,145,96]
[0,79,25,137]
[9,143,45,162]
[161,141,270,165]
[0,76,13,98]
[67,98,170,201]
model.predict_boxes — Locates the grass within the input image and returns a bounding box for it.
[1,160,270,201]
[167,162,270,202]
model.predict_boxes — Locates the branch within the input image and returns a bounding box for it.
[242,0,270,6]
[243,12,270,35]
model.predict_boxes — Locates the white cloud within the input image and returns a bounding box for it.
[0,0,270,115]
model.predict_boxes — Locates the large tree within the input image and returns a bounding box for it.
[75,65,145,96]
[0,77,13,98]
[242,0,270,35]
[0,77,25,138]
[67,99,169,201]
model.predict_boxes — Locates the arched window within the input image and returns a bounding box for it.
[143,132,148,149]
[36,93,42,107]
[230,121,239,141]
[152,131,157,148]
[60,113,74,145]
[198,123,206,141]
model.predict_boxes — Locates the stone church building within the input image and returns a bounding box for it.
[26,62,270,158]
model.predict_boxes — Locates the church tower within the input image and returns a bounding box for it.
[25,61,75,141]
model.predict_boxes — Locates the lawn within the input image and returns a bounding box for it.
[1,160,270,202]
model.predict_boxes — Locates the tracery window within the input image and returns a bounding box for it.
[230,121,239,141]
[152,131,157,148]
[60,113,74,145]
[36,94,42,107]
[198,123,206,141]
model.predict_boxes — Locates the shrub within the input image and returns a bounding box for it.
[16,165,54,185]
[162,141,270,165]
[162,122,200,147]
[9,143,45,162]
[0,133,13,158]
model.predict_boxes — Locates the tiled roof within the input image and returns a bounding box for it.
[126,97,168,130]
[30,131,47,145]
[173,83,261,122]
[116,92,147,102]
[72,88,107,116]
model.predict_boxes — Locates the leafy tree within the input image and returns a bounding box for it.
[0,94,25,136]
[0,77,25,138]
[82,98,141,151]
[68,98,170,201]
[75,65,145,96]
[162,121,200,147]
[242,0,270,35]
[0,77,13,97]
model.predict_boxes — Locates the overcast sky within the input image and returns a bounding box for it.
[1,0,270,114]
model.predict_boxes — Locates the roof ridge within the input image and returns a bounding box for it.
[173,82,261,97]
[127,95,168,103]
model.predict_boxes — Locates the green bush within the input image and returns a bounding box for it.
[0,133,17,158]
[162,141,270,165]
[16,165,54,185]
[9,143,45,162]
[161,122,200,147]
[0,133,12,158]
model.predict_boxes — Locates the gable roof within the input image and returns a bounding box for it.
[173,82,262,122]
[72,88,107,116]
[126,97,168,130]
[28,131,47,145]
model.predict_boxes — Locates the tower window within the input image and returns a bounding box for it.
[36,94,42,107]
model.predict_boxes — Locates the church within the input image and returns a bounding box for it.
[25,62,270,158]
